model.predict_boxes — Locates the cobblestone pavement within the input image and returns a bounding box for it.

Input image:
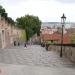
[0,45,74,68]
[0,63,75,75]
[0,45,75,75]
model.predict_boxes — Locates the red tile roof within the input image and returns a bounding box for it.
[41,31,70,44]
[63,33,70,44]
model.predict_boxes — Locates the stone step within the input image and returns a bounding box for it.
[0,63,75,75]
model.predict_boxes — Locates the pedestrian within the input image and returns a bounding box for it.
[14,41,16,46]
[24,42,27,47]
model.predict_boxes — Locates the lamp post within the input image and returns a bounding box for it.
[60,13,66,57]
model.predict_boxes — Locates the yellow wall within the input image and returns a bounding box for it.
[19,30,26,41]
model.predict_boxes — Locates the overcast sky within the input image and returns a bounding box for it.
[0,0,75,22]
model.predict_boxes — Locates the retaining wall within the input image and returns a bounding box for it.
[48,44,75,63]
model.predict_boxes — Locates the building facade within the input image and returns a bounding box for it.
[40,26,71,44]
[0,15,23,48]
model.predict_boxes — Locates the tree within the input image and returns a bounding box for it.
[0,5,7,19]
[0,5,15,26]
[16,15,41,40]
[7,17,15,26]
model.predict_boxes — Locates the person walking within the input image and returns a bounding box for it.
[14,41,16,46]
[24,42,27,47]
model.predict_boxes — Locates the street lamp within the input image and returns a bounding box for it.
[60,13,66,57]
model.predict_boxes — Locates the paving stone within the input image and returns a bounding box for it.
[0,45,74,68]
[0,45,75,75]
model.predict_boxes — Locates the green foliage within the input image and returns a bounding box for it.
[70,33,75,43]
[0,5,15,26]
[16,15,41,40]
[0,5,7,18]
[7,17,15,25]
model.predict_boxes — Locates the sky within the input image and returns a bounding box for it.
[0,0,75,22]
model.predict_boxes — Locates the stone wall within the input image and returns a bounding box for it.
[0,33,2,48]
[48,45,75,63]
[63,46,75,63]
[0,16,23,48]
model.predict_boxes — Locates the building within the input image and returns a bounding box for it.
[0,15,23,48]
[40,25,71,44]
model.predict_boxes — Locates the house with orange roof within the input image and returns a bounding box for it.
[40,27,70,44]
